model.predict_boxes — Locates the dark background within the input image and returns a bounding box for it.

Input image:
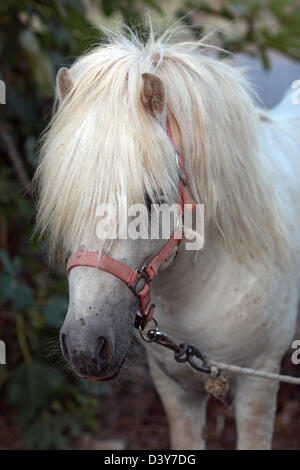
[0,0,299,450]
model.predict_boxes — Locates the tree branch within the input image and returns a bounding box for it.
[0,125,33,197]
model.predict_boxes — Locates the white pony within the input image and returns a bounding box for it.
[35,27,300,450]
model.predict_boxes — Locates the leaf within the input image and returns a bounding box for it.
[23,413,71,449]
[0,249,16,276]
[42,295,68,328]
[6,87,37,124]
[11,283,34,312]
[0,273,16,304]
[19,29,55,98]
[7,361,66,415]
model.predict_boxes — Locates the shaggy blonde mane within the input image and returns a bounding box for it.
[35,25,291,267]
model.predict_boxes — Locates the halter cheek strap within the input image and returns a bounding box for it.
[67,118,196,329]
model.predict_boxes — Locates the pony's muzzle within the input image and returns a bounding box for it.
[59,326,114,379]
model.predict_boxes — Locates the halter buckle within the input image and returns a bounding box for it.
[129,265,150,297]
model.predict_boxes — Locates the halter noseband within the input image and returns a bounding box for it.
[67,118,196,330]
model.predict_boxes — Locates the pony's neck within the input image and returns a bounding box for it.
[152,241,224,311]
[152,239,262,319]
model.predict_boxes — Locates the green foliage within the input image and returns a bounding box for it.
[0,250,33,311]
[179,0,300,67]
[0,248,100,448]
[0,0,299,450]
[7,361,99,449]
[42,295,69,328]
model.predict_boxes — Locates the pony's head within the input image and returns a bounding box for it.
[35,28,290,380]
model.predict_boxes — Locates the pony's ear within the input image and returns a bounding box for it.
[56,67,74,101]
[141,73,165,118]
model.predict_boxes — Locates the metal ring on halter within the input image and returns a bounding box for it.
[138,316,159,342]
[129,265,150,297]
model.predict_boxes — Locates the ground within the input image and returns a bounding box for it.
[0,353,299,450]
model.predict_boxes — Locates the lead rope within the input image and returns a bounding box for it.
[138,317,300,402]
[207,360,300,385]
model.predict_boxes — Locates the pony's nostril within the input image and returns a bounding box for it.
[61,333,71,363]
[97,336,108,356]
[96,336,112,369]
